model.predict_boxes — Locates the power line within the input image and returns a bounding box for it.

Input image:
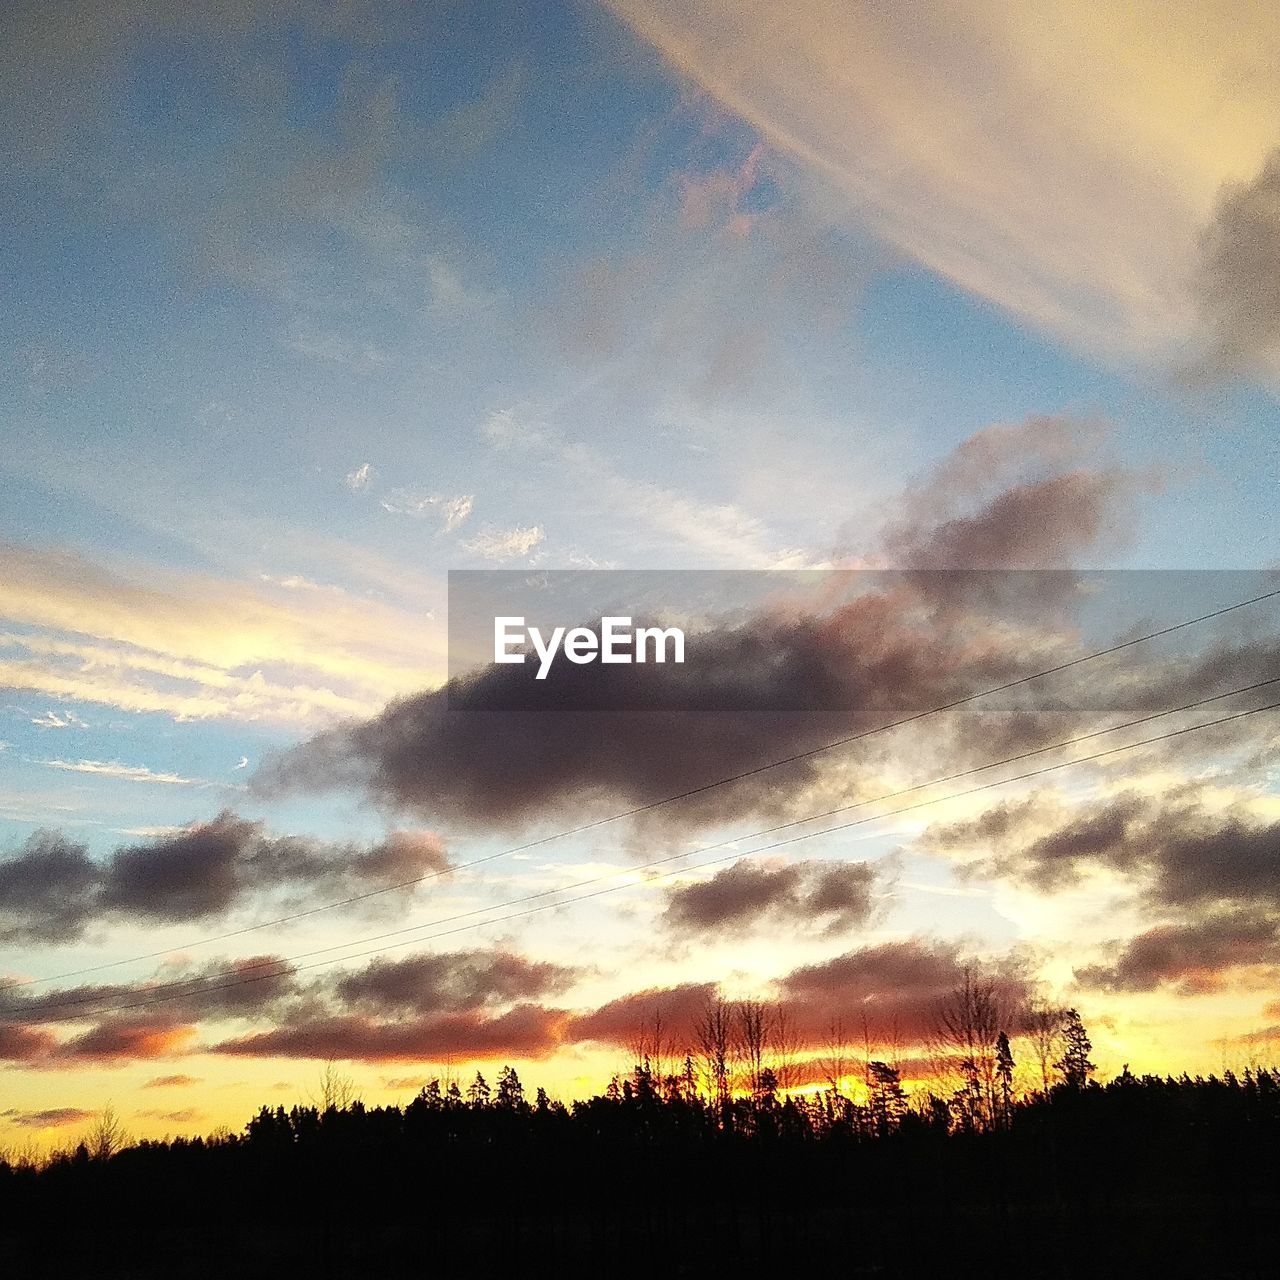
[10,585,1279,992]
[13,692,1278,1025]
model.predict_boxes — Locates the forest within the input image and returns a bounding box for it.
[2,992,1278,1278]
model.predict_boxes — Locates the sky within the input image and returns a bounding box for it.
[1,0,1280,1148]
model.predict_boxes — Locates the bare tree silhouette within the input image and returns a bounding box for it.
[86,1104,128,1161]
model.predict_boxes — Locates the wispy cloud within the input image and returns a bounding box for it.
[607,0,1280,364]
[0,543,446,724]
[34,759,228,788]
[379,489,475,531]
[142,1075,202,1089]
[462,523,545,561]
[1193,149,1280,380]
[31,709,89,729]
[344,462,376,491]
[478,409,818,568]
[284,330,392,370]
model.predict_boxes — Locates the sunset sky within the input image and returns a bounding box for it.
[2,0,1280,1149]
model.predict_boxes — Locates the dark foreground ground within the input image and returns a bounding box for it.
[3,1074,1277,1278]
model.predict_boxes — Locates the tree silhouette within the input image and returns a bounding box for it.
[1054,1009,1095,1090]
[995,1031,1016,1128]
[316,1059,357,1112]
[467,1071,492,1108]
[1024,1001,1066,1093]
[495,1065,526,1110]
[934,969,1008,1131]
[694,996,733,1109]
[867,1060,908,1136]
[86,1104,127,1161]
[735,998,769,1098]
[6,1044,1280,1278]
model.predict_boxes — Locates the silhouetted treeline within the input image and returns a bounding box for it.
[3,1063,1279,1278]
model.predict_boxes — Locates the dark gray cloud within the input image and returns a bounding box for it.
[0,814,448,945]
[0,831,99,943]
[864,415,1141,572]
[884,471,1133,570]
[258,557,1279,836]
[0,955,302,1053]
[1075,910,1280,995]
[929,790,1280,913]
[1195,148,1280,378]
[663,858,877,935]
[334,950,579,1017]
[257,577,1034,830]
[929,791,1151,892]
[256,420,1205,834]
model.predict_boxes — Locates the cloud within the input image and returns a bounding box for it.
[347,830,450,885]
[31,709,88,729]
[0,814,450,944]
[142,1074,202,1088]
[1,955,303,1042]
[932,791,1280,914]
[607,0,1280,364]
[777,938,1031,1042]
[461,524,544,561]
[382,1074,433,1091]
[258,484,1150,832]
[215,1003,570,1064]
[479,411,814,568]
[35,758,228,788]
[883,471,1134,570]
[54,1020,197,1064]
[678,144,768,238]
[8,936,1040,1067]
[379,489,475,532]
[1,1107,94,1129]
[291,426,1154,838]
[137,1108,201,1123]
[285,331,391,370]
[1076,910,1280,995]
[5,946,578,1067]
[0,542,445,725]
[927,791,1151,893]
[567,982,717,1048]
[247,411,1273,841]
[1194,149,1280,379]
[0,1024,58,1063]
[334,950,578,1018]
[256,577,1029,829]
[0,830,99,944]
[664,858,877,935]
[857,415,1144,569]
[344,462,376,491]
